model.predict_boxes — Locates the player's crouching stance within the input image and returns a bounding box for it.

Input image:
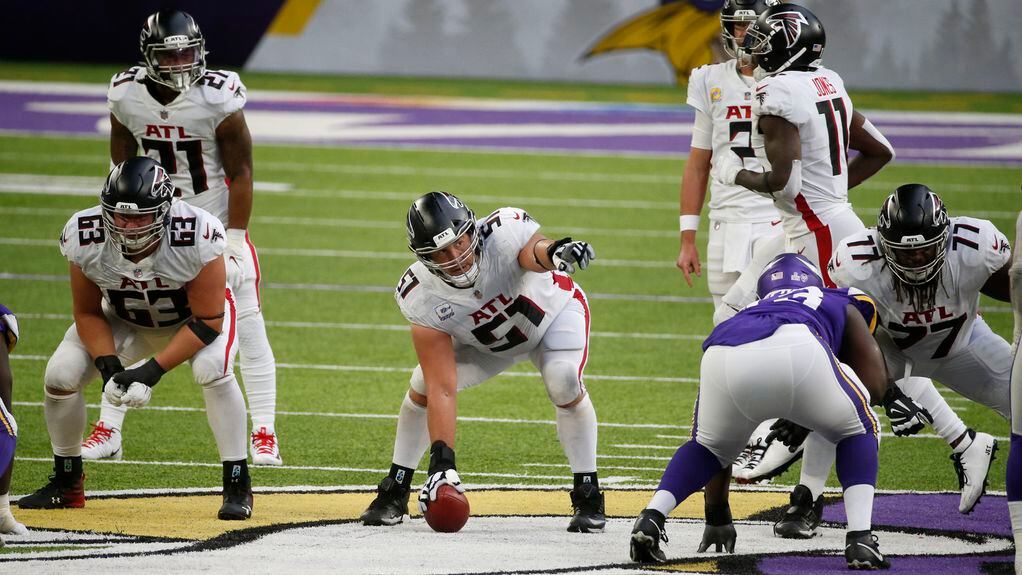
[631,254,894,569]
[360,192,604,532]
[0,306,28,541]
[17,157,253,520]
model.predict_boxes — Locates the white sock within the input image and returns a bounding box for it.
[843,484,874,532]
[799,432,835,500]
[237,312,277,429]
[44,390,86,457]
[898,376,968,445]
[0,493,8,513]
[556,393,598,474]
[392,393,430,470]
[647,489,678,517]
[97,394,128,430]
[1010,501,1022,573]
[202,377,248,462]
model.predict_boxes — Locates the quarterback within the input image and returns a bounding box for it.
[17,158,253,520]
[84,9,282,466]
[360,191,605,532]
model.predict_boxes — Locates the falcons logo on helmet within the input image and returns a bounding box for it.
[767,11,809,48]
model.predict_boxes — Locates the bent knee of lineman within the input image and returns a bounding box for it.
[191,354,234,388]
[542,358,585,407]
[43,353,92,394]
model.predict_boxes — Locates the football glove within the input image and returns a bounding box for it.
[698,503,736,553]
[711,153,744,187]
[105,358,165,408]
[0,303,18,352]
[766,419,811,453]
[225,229,247,290]
[882,384,932,436]
[417,468,465,513]
[547,238,595,274]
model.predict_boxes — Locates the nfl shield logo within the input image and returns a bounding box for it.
[133,268,143,279]
[159,110,169,121]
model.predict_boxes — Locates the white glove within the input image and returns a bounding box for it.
[120,382,153,408]
[103,378,127,406]
[0,509,27,535]
[712,153,745,187]
[417,468,465,513]
[549,238,596,274]
[225,229,247,290]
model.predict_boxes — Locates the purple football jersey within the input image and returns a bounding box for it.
[703,287,876,354]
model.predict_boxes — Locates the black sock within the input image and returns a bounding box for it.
[223,459,249,484]
[54,455,82,480]
[574,472,599,491]
[390,464,415,490]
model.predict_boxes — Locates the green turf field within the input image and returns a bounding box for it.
[0,65,1018,501]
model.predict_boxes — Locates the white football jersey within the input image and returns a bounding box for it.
[687,61,775,223]
[59,201,226,330]
[395,207,577,358]
[108,66,247,223]
[828,217,1011,362]
[752,66,854,237]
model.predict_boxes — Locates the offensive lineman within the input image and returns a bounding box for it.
[83,9,283,466]
[827,185,1010,514]
[360,191,605,532]
[631,253,892,569]
[17,157,253,520]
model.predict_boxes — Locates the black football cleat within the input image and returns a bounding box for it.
[567,483,606,533]
[17,474,86,509]
[360,476,410,526]
[630,508,669,563]
[218,475,253,520]
[845,530,890,570]
[774,484,824,539]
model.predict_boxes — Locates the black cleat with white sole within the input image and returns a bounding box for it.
[360,476,410,526]
[567,483,606,533]
[845,530,890,570]
[630,508,669,563]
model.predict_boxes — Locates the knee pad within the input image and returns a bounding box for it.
[409,365,426,397]
[192,354,230,388]
[543,358,583,407]
[44,351,91,393]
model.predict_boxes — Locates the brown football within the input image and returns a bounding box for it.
[423,484,470,533]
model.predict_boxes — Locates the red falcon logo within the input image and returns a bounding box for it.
[767,11,809,48]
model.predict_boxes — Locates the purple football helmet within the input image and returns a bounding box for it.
[756,253,824,298]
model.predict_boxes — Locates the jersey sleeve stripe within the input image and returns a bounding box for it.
[852,294,878,334]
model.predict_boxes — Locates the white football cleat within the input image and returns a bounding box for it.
[952,430,996,514]
[250,426,283,466]
[736,437,804,484]
[731,438,767,481]
[81,421,122,460]
[0,509,27,535]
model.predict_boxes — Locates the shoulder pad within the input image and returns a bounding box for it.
[197,70,246,108]
[950,216,1011,273]
[108,66,145,103]
[829,230,882,284]
[60,207,107,262]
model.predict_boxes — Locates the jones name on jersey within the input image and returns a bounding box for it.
[687,62,774,223]
[751,66,853,235]
[59,201,226,330]
[829,217,1011,361]
[108,66,246,222]
[395,207,577,357]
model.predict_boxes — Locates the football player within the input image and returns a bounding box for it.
[709,2,898,491]
[0,305,27,539]
[630,253,892,569]
[677,0,783,308]
[17,157,253,520]
[84,10,283,466]
[825,185,1010,512]
[1008,208,1022,573]
[360,192,604,532]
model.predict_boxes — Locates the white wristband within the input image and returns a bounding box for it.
[679,215,701,232]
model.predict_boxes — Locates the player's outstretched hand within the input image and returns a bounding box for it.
[417,469,465,513]
[548,238,595,274]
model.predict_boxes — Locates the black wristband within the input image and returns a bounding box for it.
[427,440,456,474]
[705,502,733,526]
[94,355,124,382]
[133,357,167,388]
[546,237,571,262]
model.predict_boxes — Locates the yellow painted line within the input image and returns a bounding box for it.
[267,0,322,35]
[15,489,789,541]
